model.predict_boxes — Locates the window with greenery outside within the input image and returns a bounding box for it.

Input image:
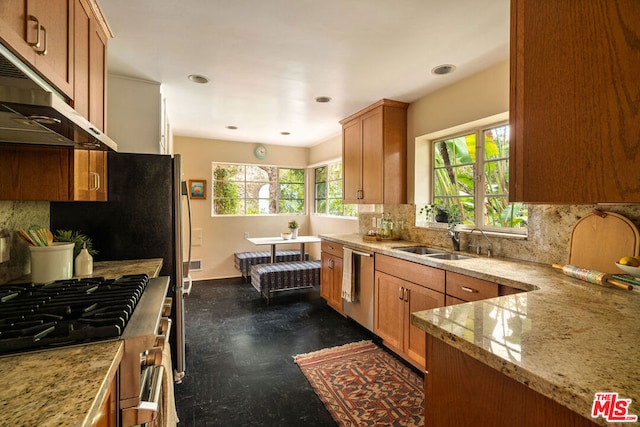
[432,124,527,230]
[212,163,305,215]
[315,163,357,217]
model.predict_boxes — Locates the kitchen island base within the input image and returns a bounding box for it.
[425,335,599,427]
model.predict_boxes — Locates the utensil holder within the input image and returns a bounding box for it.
[29,243,74,283]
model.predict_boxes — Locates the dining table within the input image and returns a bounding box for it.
[246,235,321,263]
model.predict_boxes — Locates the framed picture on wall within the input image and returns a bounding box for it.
[188,180,207,199]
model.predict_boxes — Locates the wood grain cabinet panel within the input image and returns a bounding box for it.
[374,254,445,370]
[509,0,640,203]
[0,144,72,201]
[340,99,408,204]
[425,335,598,426]
[0,0,74,97]
[320,251,344,314]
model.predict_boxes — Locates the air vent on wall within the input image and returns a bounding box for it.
[188,260,202,271]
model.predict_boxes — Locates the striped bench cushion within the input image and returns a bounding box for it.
[251,260,321,302]
[234,250,308,276]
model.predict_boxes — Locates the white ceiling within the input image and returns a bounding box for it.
[97,0,510,147]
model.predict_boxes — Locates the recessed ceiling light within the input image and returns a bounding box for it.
[226,125,238,130]
[431,64,456,75]
[315,96,331,103]
[280,131,290,135]
[188,74,209,84]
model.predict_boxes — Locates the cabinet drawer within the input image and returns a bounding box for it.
[446,271,499,302]
[321,240,343,258]
[375,254,445,293]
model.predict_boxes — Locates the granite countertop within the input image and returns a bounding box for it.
[1,258,164,427]
[321,234,640,426]
[0,341,123,427]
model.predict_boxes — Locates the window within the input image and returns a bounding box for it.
[212,163,305,215]
[314,162,357,217]
[432,123,527,231]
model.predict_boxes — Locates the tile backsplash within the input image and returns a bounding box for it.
[0,201,50,284]
[358,204,640,266]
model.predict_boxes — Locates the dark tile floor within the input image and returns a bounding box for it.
[174,277,373,426]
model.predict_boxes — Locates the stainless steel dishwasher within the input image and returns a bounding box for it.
[342,248,374,332]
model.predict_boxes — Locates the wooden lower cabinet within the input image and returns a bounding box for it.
[92,370,118,427]
[320,251,344,314]
[425,334,598,427]
[375,271,445,370]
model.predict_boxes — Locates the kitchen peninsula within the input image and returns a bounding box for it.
[321,234,640,426]
[1,258,164,427]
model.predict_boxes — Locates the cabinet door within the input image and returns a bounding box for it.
[342,118,361,204]
[89,16,107,131]
[374,271,404,353]
[404,282,445,369]
[0,1,33,61]
[73,149,107,201]
[329,254,343,313]
[29,0,74,97]
[0,144,71,201]
[359,107,383,204]
[510,0,640,203]
[73,0,90,119]
[73,0,107,130]
[320,252,333,302]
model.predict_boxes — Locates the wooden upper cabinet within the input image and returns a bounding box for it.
[0,0,74,97]
[0,144,72,201]
[73,0,108,131]
[509,0,640,203]
[340,99,408,204]
[74,148,107,201]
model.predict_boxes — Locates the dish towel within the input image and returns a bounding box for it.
[162,340,179,427]
[342,247,354,302]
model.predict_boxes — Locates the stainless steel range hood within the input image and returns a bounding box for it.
[0,44,117,151]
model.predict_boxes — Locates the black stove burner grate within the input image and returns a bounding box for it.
[0,274,149,356]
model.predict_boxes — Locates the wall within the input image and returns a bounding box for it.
[107,74,162,154]
[175,136,315,279]
[307,134,359,259]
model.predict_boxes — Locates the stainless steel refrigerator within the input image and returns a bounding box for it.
[50,152,191,382]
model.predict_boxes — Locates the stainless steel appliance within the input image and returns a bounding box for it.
[0,43,117,150]
[342,248,374,332]
[51,152,192,382]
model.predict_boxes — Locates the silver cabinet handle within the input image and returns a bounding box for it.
[403,288,409,302]
[461,286,479,293]
[27,15,41,49]
[90,172,100,191]
[37,25,47,55]
[351,250,372,257]
[398,286,404,300]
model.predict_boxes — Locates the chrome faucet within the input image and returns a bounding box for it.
[448,230,460,251]
[470,228,493,257]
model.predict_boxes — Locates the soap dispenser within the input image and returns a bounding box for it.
[75,242,93,276]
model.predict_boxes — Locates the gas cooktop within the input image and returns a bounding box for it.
[0,274,149,356]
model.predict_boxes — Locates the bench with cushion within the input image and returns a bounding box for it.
[234,250,308,280]
[250,260,321,304]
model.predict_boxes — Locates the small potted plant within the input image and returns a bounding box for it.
[54,230,98,259]
[419,204,436,223]
[288,220,299,239]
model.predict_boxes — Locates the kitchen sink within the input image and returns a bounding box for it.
[394,246,446,255]
[426,253,472,260]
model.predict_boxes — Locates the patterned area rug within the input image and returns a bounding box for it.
[294,340,424,426]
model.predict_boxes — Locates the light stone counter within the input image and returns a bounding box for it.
[0,258,164,427]
[0,341,123,427]
[321,233,640,426]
